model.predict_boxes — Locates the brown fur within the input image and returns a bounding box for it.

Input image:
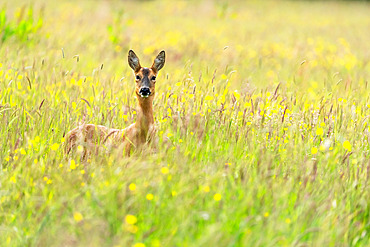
[65,50,165,157]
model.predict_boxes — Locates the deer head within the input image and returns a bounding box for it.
[128,50,165,99]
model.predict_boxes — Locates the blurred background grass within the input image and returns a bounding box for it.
[0,0,369,246]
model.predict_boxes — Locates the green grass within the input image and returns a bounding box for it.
[0,0,369,246]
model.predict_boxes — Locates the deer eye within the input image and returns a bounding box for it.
[135,75,141,81]
[151,76,156,81]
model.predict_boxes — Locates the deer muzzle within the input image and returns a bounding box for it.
[139,87,151,98]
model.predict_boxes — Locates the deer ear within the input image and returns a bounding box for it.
[128,50,141,72]
[152,50,165,72]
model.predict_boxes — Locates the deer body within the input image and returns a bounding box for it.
[65,50,165,157]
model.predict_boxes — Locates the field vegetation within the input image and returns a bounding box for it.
[0,0,369,246]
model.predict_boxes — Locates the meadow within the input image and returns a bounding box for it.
[0,0,369,246]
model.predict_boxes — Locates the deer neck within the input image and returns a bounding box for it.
[135,95,154,134]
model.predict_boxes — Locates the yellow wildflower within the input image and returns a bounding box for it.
[161,167,169,174]
[204,95,214,101]
[125,214,137,225]
[203,185,210,192]
[214,193,222,201]
[70,160,76,170]
[129,183,136,191]
[50,143,59,151]
[146,194,154,201]
[343,141,351,151]
[316,128,324,136]
[73,212,83,222]
[133,243,145,247]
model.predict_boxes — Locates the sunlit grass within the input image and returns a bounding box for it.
[1,0,369,246]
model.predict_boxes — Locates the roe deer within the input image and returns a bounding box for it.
[65,50,165,157]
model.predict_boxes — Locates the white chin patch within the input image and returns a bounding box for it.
[140,94,149,98]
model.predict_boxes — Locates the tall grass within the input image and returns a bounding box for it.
[0,5,43,43]
[0,0,369,246]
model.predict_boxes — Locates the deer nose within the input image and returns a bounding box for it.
[139,87,151,97]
